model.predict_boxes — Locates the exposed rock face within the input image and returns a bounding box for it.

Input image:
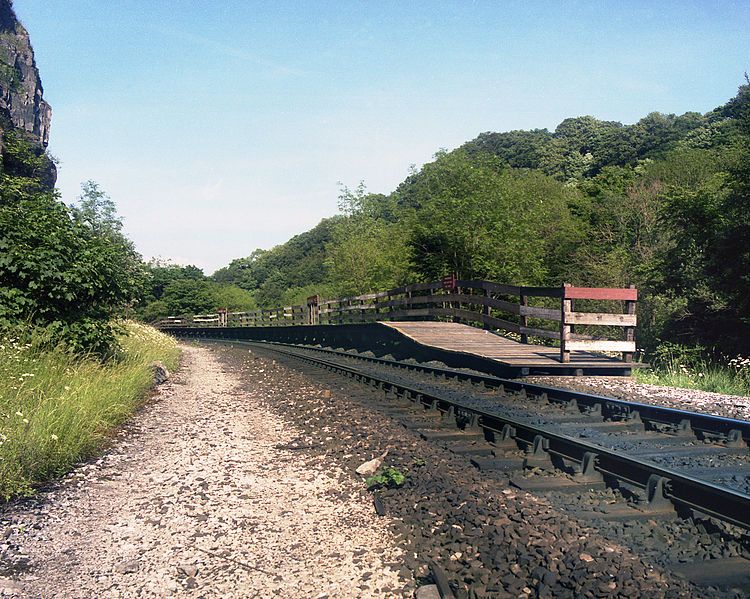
[0,0,55,186]
[0,0,51,149]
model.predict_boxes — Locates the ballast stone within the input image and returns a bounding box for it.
[414,584,441,599]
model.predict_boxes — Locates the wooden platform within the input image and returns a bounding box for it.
[380,321,634,375]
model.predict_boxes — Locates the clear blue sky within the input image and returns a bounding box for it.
[15,0,750,274]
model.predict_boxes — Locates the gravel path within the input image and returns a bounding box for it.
[0,345,405,598]
[526,376,750,422]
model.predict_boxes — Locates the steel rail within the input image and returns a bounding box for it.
[250,340,750,447]
[251,341,750,530]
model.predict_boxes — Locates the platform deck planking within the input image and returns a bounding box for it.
[380,321,631,371]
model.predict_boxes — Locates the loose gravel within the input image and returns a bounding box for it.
[2,340,746,598]
[0,344,405,598]
[221,343,714,598]
[527,376,750,422]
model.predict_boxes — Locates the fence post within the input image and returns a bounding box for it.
[624,284,636,363]
[560,283,572,363]
[453,283,460,323]
[483,287,491,330]
[519,291,528,344]
[306,295,318,325]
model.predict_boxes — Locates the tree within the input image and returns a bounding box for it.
[461,129,552,169]
[0,135,146,356]
[212,219,338,306]
[72,180,123,238]
[401,150,576,284]
[326,183,410,296]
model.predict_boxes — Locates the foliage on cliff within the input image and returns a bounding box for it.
[0,133,146,356]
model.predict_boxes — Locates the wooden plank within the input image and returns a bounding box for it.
[402,282,443,293]
[332,304,377,313]
[456,279,521,295]
[520,326,560,340]
[387,308,432,318]
[456,280,563,298]
[520,305,560,320]
[377,293,524,315]
[520,286,564,298]
[437,307,523,333]
[565,340,636,352]
[378,322,629,367]
[563,287,638,301]
[565,312,637,326]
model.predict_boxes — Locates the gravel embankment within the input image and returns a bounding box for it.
[0,345,405,598]
[526,376,750,422]
[222,343,707,598]
[2,341,743,598]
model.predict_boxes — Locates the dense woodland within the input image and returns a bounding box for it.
[182,80,749,360]
[3,78,749,364]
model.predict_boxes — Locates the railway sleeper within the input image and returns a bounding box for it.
[668,556,750,592]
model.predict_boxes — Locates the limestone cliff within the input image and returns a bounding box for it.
[0,0,54,184]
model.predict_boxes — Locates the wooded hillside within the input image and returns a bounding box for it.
[207,80,749,358]
[207,84,750,354]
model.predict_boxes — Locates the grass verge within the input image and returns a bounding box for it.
[634,356,750,396]
[0,321,180,500]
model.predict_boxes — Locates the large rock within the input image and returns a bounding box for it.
[0,0,55,184]
[355,450,388,476]
[150,361,171,385]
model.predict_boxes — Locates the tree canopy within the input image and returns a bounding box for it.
[164,78,750,357]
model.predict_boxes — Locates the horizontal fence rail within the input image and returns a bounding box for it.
[156,278,638,363]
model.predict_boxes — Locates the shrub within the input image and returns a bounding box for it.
[0,134,145,357]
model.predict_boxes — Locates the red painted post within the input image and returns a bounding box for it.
[624,284,636,362]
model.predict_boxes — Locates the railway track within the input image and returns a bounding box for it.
[211,339,750,593]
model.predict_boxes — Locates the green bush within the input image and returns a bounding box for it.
[0,133,145,357]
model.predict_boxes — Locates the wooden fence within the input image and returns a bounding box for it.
[157,278,638,363]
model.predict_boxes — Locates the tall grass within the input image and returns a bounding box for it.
[634,343,750,396]
[0,321,179,500]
